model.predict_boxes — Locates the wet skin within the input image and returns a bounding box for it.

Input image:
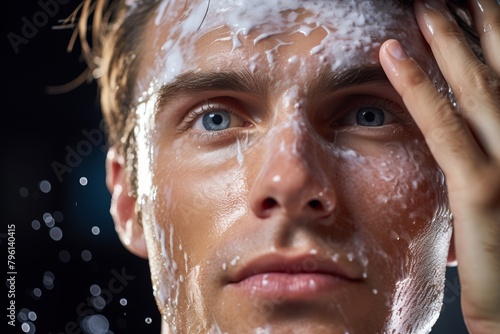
[111,1,457,333]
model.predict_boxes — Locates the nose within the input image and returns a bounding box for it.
[249,123,336,220]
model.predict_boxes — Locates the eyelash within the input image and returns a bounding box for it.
[177,96,413,143]
[334,97,413,127]
[179,100,251,139]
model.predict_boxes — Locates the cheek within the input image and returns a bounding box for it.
[155,163,249,244]
[335,140,452,329]
[335,139,451,273]
[143,164,249,331]
[340,140,446,231]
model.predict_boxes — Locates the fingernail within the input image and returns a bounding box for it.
[386,40,408,61]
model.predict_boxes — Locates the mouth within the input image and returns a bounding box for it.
[227,253,364,300]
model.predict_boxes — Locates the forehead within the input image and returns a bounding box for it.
[137,0,422,96]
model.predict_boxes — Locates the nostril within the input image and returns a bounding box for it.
[262,197,278,210]
[308,199,323,210]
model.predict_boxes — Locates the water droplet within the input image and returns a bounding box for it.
[32,288,42,298]
[372,288,378,295]
[230,256,240,266]
[92,296,106,310]
[31,220,40,231]
[53,211,64,222]
[390,230,400,241]
[79,177,88,186]
[91,226,100,235]
[28,311,37,321]
[18,308,29,321]
[145,317,152,324]
[81,314,109,334]
[81,250,92,262]
[90,284,101,296]
[43,213,55,227]
[43,271,54,285]
[39,180,51,193]
[49,227,63,241]
[59,250,71,263]
[21,322,33,333]
[120,298,128,306]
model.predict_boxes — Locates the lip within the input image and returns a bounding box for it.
[227,253,363,299]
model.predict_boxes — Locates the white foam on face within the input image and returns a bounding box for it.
[142,0,435,94]
[186,265,208,332]
[129,0,452,333]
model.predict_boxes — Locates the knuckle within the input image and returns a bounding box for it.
[432,26,464,48]
[468,66,500,96]
[426,106,461,144]
[457,65,500,110]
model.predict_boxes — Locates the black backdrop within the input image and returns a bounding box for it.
[3,1,468,333]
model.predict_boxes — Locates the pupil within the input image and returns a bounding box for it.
[211,114,223,125]
[364,111,375,122]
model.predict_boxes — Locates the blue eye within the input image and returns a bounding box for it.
[355,107,385,126]
[202,111,232,131]
[190,102,248,132]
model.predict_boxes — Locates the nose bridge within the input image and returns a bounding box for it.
[249,114,335,218]
[267,115,322,183]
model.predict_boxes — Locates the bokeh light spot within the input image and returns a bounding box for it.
[39,180,51,193]
[80,177,88,186]
[49,227,63,241]
[81,249,93,262]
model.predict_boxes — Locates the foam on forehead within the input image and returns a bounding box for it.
[147,0,419,90]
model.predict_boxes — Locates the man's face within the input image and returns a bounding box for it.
[131,1,453,333]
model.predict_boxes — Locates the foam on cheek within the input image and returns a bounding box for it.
[323,141,451,334]
[349,141,452,333]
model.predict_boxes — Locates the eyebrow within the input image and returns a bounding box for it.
[309,63,390,99]
[156,64,390,108]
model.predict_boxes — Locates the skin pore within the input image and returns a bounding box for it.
[102,0,499,333]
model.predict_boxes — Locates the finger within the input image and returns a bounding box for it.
[379,39,487,181]
[414,0,483,85]
[454,208,500,331]
[414,0,500,159]
[468,0,500,74]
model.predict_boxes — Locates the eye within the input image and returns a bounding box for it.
[200,111,231,131]
[191,105,247,132]
[337,106,396,127]
[356,107,386,126]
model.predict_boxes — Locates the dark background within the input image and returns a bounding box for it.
[3,1,468,333]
